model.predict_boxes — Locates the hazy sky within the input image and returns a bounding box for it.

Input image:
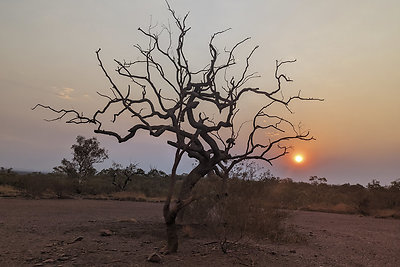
[1,0,399,185]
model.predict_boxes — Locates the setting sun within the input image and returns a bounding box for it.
[294,155,304,163]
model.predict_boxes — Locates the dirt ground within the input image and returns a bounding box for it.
[0,199,399,266]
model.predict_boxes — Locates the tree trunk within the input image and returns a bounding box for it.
[178,170,202,202]
[165,215,178,253]
[163,163,212,253]
[218,171,229,200]
[177,165,210,222]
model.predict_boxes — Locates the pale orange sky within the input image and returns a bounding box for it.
[0,0,399,185]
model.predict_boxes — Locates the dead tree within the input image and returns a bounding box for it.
[101,162,138,191]
[33,3,321,253]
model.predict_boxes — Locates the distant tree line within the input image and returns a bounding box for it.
[1,160,399,220]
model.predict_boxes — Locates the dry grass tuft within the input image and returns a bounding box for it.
[372,209,400,219]
[0,184,21,197]
[181,225,196,238]
[110,191,165,202]
[302,203,357,214]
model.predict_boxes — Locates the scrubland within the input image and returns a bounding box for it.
[1,170,399,219]
[1,169,400,265]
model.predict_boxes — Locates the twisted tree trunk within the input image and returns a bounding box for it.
[164,213,179,253]
[163,163,211,253]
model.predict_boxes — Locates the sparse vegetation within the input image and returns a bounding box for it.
[0,165,173,200]
[1,166,399,219]
[1,163,400,258]
[183,175,303,253]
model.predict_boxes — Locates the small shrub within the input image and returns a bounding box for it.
[80,175,115,195]
[49,175,75,198]
[184,177,301,252]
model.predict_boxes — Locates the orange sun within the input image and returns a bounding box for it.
[294,154,304,163]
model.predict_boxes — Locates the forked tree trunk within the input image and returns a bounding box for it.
[165,214,178,253]
[163,164,211,253]
[177,165,210,222]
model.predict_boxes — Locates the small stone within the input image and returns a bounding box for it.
[289,249,297,254]
[270,251,277,255]
[70,236,84,244]
[42,259,55,264]
[58,256,69,261]
[147,252,162,263]
[100,229,113,236]
[58,253,70,261]
[118,217,138,223]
